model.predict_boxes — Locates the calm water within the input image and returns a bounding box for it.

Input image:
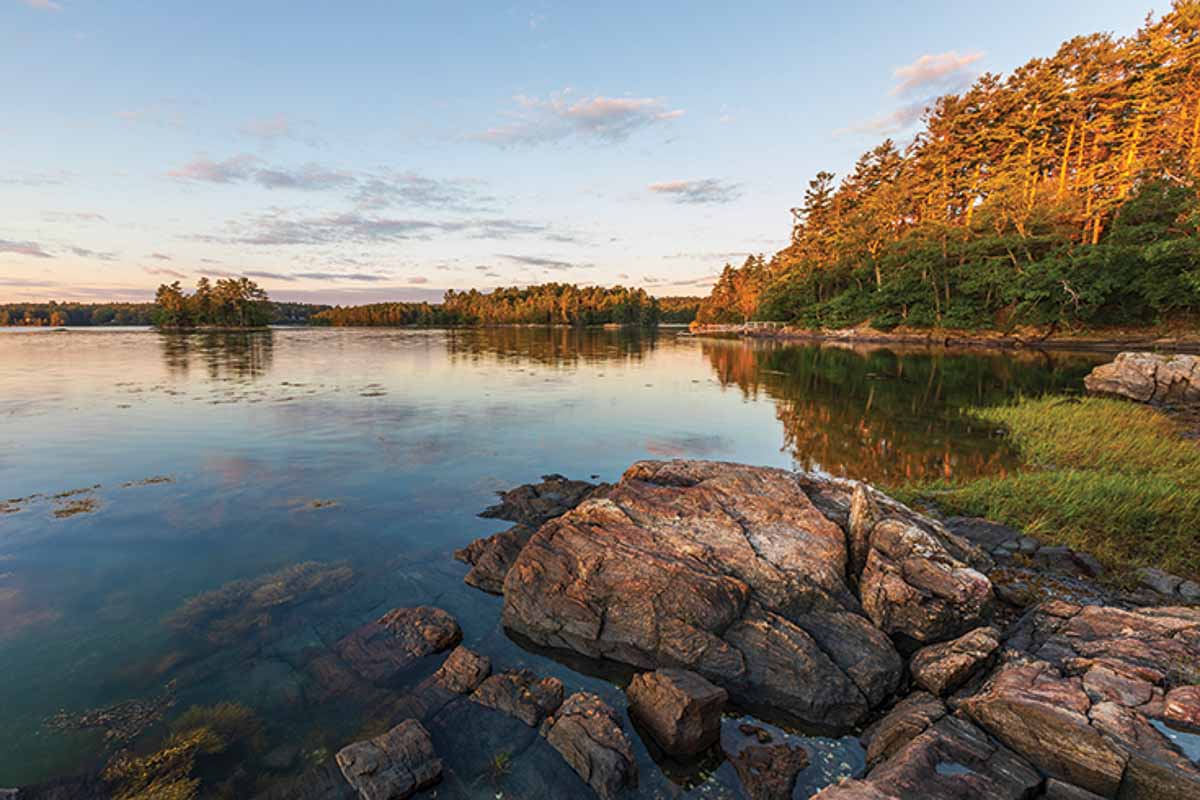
[0,327,1103,795]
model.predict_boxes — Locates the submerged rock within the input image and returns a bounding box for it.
[720,721,810,800]
[470,668,564,726]
[334,719,441,800]
[166,561,356,646]
[539,692,636,800]
[626,668,726,756]
[493,461,991,727]
[333,606,461,684]
[1084,351,1200,405]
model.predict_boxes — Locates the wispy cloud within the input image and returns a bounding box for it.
[663,251,751,261]
[474,90,684,146]
[835,100,930,136]
[255,163,354,191]
[243,270,297,282]
[19,0,62,12]
[648,178,742,205]
[240,113,293,140]
[168,154,259,184]
[144,266,189,279]
[293,271,392,282]
[835,50,981,138]
[891,50,983,97]
[167,156,487,211]
[499,254,591,271]
[198,209,548,247]
[352,170,491,212]
[42,211,106,223]
[149,252,172,260]
[1,171,73,186]
[0,239,53,258]
[68,246,118,261]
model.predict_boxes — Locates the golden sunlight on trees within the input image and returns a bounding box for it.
[697,2,1200,332]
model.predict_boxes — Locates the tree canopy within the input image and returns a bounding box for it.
[697,2,1200,332]
[154,277,274,328]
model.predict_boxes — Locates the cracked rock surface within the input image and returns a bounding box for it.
[495,460,991,727]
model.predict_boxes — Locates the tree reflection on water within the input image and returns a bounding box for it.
[159,330,275,381]
[702,339,1104,485]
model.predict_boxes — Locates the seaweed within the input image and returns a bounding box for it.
[165,561,356,644]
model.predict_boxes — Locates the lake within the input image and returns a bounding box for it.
[0,327,1104,796]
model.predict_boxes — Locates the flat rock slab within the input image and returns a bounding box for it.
[626,668,726,756]
[817,713,1039,800]
[334,606,462,684]
[964,659,1200,798]
[1084,352,1200,405]
[497,461,991,727]
[540,692,636,800]
[469,668,564,726]
[335,719,442,800]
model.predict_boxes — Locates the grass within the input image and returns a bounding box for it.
[895,396,1200,583]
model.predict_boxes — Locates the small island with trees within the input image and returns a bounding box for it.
[152,277,275,330]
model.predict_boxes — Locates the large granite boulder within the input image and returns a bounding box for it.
[495,461,991,727]
[1084,352,1200,405]
[332,606,461,684]
[626,668,726,755]
[963,602,1200,798]
[334,719,441,800]
[539,692,636,800]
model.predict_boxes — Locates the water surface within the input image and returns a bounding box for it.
[0,327,1103,795]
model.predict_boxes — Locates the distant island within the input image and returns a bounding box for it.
[0,281,702,329]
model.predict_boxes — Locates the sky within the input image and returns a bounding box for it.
[1,0,1158,305]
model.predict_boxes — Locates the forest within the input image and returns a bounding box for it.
[314,284,672,327]
[697,2,1200,333]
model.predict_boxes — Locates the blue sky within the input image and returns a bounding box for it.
[1,0,1156,304]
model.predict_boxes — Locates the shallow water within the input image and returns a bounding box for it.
[0,327,1104,795]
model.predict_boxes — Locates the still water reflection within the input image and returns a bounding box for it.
[0,328,1103,796]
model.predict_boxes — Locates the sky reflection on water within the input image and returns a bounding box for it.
[0,328,1103,793]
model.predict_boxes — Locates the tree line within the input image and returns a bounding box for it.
[314,284,685,327]
[697,2,1200,332]
[0,296,328,328]
[5,284,701,328]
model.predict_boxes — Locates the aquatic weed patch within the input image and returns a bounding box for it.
[897,397,1200,582]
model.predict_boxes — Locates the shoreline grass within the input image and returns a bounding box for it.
[895,396,1200,583]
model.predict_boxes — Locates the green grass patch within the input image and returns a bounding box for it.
[895,396,1200,583]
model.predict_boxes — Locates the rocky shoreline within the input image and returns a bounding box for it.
[686,323,1200,355]
[12,462,1200,799]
